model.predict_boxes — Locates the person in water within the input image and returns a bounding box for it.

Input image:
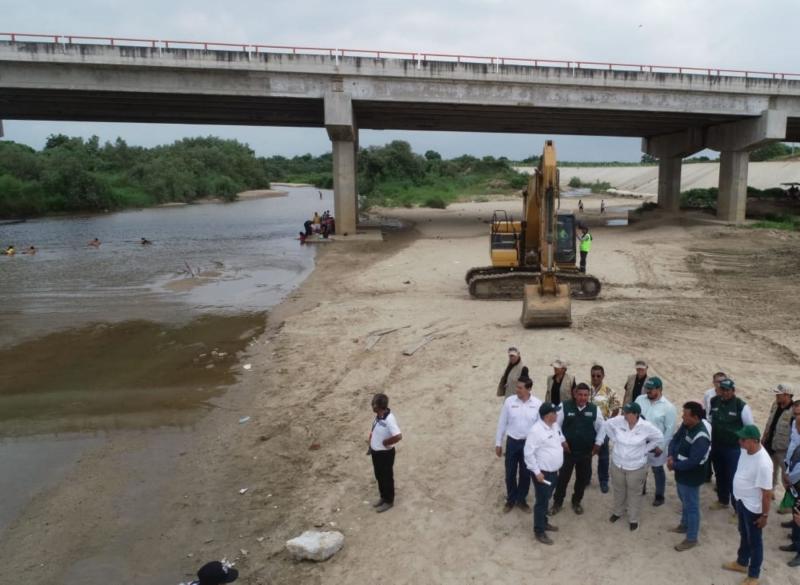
[88,238,101,248]
[141,237,152,245]
[4,245,15,256]
[22,245,36,255]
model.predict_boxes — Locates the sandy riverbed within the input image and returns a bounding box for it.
[3,194,800,584]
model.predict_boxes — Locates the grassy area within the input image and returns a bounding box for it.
[567,176,613,193]
[750,214,800,231]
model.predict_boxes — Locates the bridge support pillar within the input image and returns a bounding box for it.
[706,109,788,224]
[0,120,4,138]
[325,92,358,236]
[657,157,682,211]
[717,150,749,223]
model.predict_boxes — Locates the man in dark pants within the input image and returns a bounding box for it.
[551,383,605,516]
[524,402,565,545]
[577,226,592,273]
[368,393,403,513]
[722,425,772,585]
[495,377,541,512]
[709,378,754,511]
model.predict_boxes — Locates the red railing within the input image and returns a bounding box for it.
[1,32,798,81]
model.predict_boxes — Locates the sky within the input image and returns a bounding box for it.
[2,0,798,161]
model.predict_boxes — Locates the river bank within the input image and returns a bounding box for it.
[4,196,800,584]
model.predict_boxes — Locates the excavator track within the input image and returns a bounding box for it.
[467,270,601,300]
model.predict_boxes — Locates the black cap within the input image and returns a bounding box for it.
[539,401,561,417]
[197,561,239,585]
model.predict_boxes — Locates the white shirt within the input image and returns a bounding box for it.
[635,394,677,466]
[556,403,607,444]
[603,416,664,471]
[495,394,542,446]
[703,387,717,419]
[370,412,401,452]
[733,447,773,513]
[524,420,565,475]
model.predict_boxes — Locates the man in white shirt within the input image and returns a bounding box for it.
[722,425,772,585]
[368,393,403,513]
[524,402,565,545]
[635,376,677,507]
[604,402,664,531]
[495,376,542,512]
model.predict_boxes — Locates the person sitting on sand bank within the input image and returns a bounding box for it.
[312,212,321,225]
[22,245,36,255]
[4,245,15,256]
[141,237,152,246]
[88,238,101,248]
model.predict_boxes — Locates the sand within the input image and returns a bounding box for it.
[3,194,800,584]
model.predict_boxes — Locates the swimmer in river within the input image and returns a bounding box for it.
[4,245,15,256]
[141,237,153,246]
[22,245,36,255]
[88,238,101,248]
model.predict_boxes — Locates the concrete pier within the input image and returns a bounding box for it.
[717,151,750,223]
[657,157,682,212]
[325,92,358,235]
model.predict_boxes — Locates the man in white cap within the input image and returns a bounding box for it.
[623,359,649,405]
[497,347,525,398]
[763,383,795,491]
[545,359,575,406]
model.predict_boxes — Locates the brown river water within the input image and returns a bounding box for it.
[0,187,326,537]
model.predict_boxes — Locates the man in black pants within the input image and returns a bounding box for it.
[368,393,403,513]
[551,383,606,515]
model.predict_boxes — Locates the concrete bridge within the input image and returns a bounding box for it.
[1,35,800,232]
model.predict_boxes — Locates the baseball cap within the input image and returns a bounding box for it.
[508,347,520,356]
[550,359,567,368]
[719,378,736,391]
[736,425,761,441]
[197,561,239,585]
[539,401,561,417]
[635,360,648,368]
[622,402,641,415]
[644,376,663,390]
[772,383,794,395]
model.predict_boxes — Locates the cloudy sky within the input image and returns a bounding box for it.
[2,0,798,160]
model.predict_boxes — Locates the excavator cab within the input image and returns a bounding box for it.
[489,210,521,268]
[555,213,577,264]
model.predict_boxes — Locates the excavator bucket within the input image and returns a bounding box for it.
[520,283,572,328]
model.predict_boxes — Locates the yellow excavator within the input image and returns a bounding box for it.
[464,140,601,327]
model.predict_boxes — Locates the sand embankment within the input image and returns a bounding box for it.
[516,160,800,193]
[4,200,800,584]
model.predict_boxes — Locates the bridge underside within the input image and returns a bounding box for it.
[7,88,800,140]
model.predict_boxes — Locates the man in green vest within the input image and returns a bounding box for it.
[667,401,711,551]
[709,378,755,511]
[577,227,592,273]
[551,383,605,515]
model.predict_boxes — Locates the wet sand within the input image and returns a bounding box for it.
[4,194,800,584]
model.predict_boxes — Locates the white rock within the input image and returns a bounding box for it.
[285,530,344,561]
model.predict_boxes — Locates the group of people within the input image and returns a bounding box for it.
[300,210,335,242]
[492,347,798,584]
[3,244,36,255]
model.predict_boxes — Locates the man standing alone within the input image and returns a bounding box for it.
[667,401,711,551]
[710,378,755,511]
[577,227,592,273]
[368,393,402,513]
[551,383,605,516]
[722,425,772,585]
[524,402,565,545]
[635,377,677,506]
[495,377,542,512]
[497,347,525,398]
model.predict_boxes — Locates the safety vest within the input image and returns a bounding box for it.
[561,400,598,455]
[710,395,746,447]
[579,233,592,253]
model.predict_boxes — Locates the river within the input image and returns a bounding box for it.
[0,186,328,539]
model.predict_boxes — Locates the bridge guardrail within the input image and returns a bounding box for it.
[1,31,798,81]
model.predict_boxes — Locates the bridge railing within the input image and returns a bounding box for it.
[1,32,798,81]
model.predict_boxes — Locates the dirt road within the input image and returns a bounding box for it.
[3,198,800,584]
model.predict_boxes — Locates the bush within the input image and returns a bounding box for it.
[422,196,448,209]
[680,188,718,210]
[590,181,612,193]
[568,176,583,188]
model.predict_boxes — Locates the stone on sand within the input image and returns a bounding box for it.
[285,530,344,561]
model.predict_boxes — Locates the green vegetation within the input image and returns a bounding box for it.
[0,136,271,217]
[566,177,613,193]
[750,142,797,162]
[750,213,800,231]
[680,185,790,211]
